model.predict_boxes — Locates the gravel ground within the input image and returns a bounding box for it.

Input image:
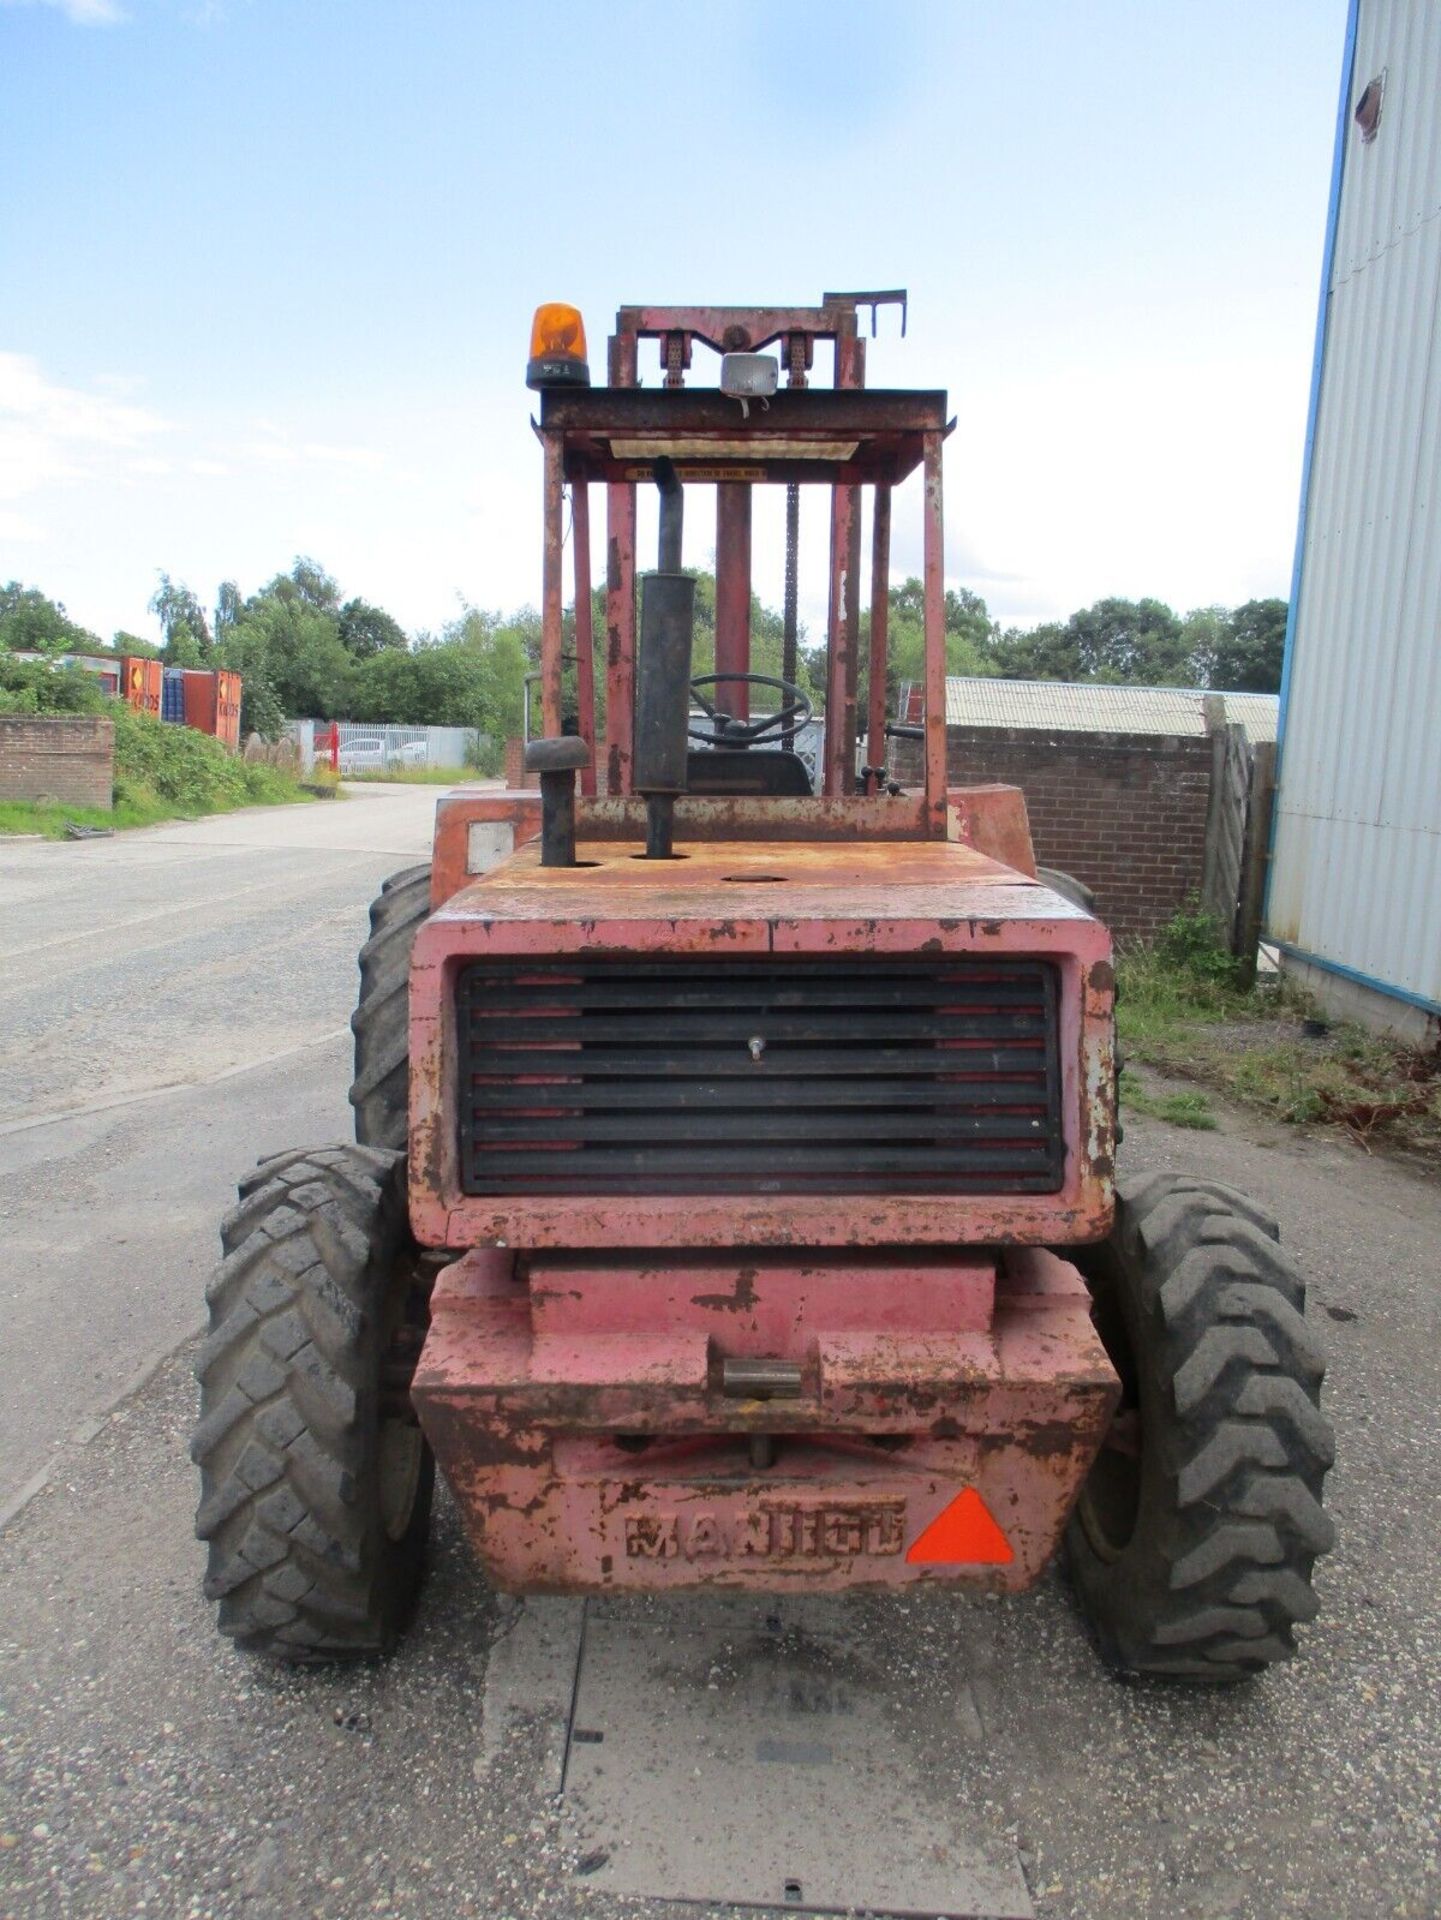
[2,1092,1438,1920]
[0,783,442,1509]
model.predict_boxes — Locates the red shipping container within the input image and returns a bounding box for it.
[182,669,244,749]
[120,656,163,716]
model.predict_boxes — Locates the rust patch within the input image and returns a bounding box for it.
[691,1267,759,1313]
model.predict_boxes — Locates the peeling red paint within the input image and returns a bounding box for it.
[411,1247,1118,1593]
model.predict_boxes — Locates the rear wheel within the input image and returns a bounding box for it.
[1066,1174,1334,1680]
[350,864,431,1151]
[192,1144,433,1661]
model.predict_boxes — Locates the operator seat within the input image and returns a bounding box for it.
[684,749,813,797]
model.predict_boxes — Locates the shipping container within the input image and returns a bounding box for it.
[120,655,163,717]
[181,669,243,749]
[162,668,187,723]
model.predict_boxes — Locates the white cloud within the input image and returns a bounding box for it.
[236,423,384,473]
[0,351,167,509]
[0,0,127,23]
[0,507,44,543]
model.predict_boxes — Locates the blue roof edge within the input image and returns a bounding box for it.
[1265,0,1362,932]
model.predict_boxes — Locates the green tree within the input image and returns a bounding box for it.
[991,619,1080,681]
[994,596,1188,684]
[213,564,351,734]
[111,630,160,657]
[236,595,353,720]
[261,556,340,613]
[1209,598,1288,692]
[214,581,243,641]
[1179,605,1230,686]
[149,573,213,660]
[164,620,207,668]
[878,579,998,694]
[804,578,999,721]
[214,616,286,739]
[339,597,409,659]
[0,582,101,654]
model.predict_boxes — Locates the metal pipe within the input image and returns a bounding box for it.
[633,460,695,859]
[714,482,752,720]
[540,435,565,737]
[782,481,800,750]
[605,480,636,797]
[540,770,576,866]
[655,456,684,572]
[866,483,892,785]
[633,571,696,807]
[823,486,856,795]
[721,1357,803,1399]
[604,329,638,798]
[823,323,864,795]
[571,482,597,797]
[645,791,676,860]
[922,430,948,834]
[524,737,590,867]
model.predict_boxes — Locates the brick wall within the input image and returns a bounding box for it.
[0,715,114,811]
[899,726,1214,942]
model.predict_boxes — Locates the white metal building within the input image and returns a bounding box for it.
[1267,0,1441,1041]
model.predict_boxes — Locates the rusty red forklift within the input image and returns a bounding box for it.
[193,292,1333,1679]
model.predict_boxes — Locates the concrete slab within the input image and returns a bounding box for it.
[559,1594,1032,1919]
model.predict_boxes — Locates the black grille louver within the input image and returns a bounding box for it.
[458,957,1064,1197]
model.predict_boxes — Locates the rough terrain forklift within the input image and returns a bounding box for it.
[192,292,1333,1679]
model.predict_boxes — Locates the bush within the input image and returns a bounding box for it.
[111,705,302,814]
[1151,904,1243,988]
[0,658,110,715]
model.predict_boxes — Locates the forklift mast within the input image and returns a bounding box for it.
[532,291,948,816]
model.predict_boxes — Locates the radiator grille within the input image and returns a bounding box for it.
[457,957,1064,1197]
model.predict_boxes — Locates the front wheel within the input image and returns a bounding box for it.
[350,864,431,1152]
[192,1144,433,1661]
[1066,1174,1334,1681]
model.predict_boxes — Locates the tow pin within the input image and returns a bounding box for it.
[748,1035,766,1063]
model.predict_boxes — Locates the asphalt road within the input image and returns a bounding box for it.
[0,784,442,1514]
[2,798,1440,1919]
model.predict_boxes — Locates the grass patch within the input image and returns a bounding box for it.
[0,796,169,838]
[342,765,477,785]
[0,700,313,836]
[1118,909,1441,1160]
[1119,1074,1218,1130]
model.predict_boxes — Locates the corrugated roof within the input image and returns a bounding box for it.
[908,677,1279,742]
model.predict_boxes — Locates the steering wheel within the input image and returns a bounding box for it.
[687,673,813,749]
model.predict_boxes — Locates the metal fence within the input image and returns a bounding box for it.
[290,720,487,775]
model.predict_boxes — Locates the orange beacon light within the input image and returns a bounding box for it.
[526,303,590,390]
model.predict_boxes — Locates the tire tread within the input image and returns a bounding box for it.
[349,867,431,1151]
[192,1144,430,1661]
[1066,1173,1333,1681]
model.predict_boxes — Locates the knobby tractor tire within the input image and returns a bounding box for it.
[192,1144,434,1661]
[1066,1173,1335,1681]
[350,864,432,1152]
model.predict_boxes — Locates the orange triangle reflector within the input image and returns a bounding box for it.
[905,1488,1014,1566]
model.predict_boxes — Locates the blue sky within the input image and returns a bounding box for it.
[1,0,1348,645]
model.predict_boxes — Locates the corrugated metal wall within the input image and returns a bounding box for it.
[1268,0,1441,1015]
